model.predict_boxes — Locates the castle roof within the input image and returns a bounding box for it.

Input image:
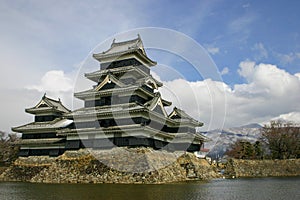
[169,107,203,126]
[25,94,70,114]
[16,138,65,145]
[12,118,73,133]
[92,35,157,66]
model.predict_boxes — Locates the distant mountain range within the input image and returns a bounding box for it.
[202,123,263,159]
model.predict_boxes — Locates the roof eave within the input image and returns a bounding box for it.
[93,50,157,67]
[25,107,65,115]
[162,99,172,106]
[11,126,23,133]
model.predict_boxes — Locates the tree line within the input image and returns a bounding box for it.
[226,121,300,160]
[0,131,19,166]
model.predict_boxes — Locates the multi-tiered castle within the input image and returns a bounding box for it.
[13,35,207,156]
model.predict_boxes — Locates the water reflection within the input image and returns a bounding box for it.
[0,177,299,200]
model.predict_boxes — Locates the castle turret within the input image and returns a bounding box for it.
[12,95,72,156]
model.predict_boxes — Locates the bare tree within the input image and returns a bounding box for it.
[261,121,300,159]
[0,131,19,166]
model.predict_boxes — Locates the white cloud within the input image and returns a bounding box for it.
[270,112,300,124]
[242,3,250,8]
[237,60,255,80]
[229,13,256,33]
[252,42,268,60]
[276,52,300,64]
[26,70,76,110]
[220,67,229,75]
[157,61,300,130]
[27,70,73,94]
[206,47,220,55]
[159,78,227,130]
[227,12,258,44]
[237,61,300,97]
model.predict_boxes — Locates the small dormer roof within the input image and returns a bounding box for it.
[25,94,70,115]
[136,75,163,89]
[144,93,169,117]
[169,107,203,126]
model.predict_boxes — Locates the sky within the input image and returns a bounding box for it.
[0,0,300,132]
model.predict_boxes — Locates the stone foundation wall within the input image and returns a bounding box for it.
[225,159,300,178]
[0,167,8,176]
[0,147,219,184]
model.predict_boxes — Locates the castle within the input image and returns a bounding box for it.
[12,35,207,156]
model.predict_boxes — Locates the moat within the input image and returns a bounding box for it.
[1,177,299,200]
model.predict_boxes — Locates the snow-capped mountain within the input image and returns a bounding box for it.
[202,123,263,159]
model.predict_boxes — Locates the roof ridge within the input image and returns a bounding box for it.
[111,34,141,47]
[43,94,60,103]
[41,94,70,112]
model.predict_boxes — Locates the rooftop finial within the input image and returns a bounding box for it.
[110,38,116,48]
[43,93,46,98]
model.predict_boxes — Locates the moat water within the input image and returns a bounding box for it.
[0,177,299,200]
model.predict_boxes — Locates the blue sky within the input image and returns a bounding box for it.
[2,0,299,82]
[1,0,300,131]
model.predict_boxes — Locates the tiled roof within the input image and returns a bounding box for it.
[169,107,203,127]
[26,94,70,114]
[12,118,73,132]
[16,138,65,145]
[85,65,148,79]
[105,35,145,55]
[74,85,154,100]
[68,103,145,117]
[44,97,70,113]
[136,75,163,88]
[95,35,145,56]
[92,35,156,66]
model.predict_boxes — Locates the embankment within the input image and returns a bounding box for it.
[0,147,219,184]
[225,158,300,178]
